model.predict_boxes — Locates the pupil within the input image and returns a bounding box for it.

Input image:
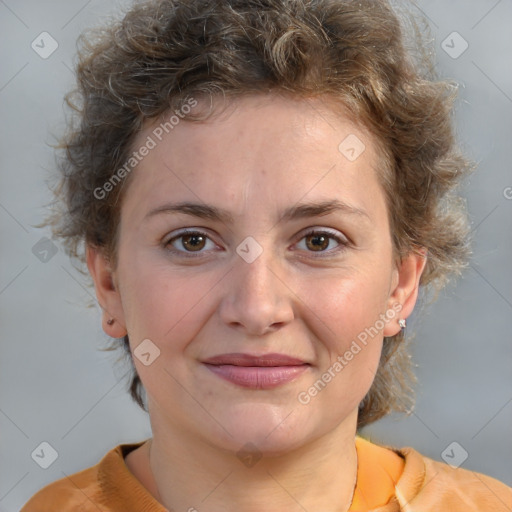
[307,234,328,251]
[183,234,205,251]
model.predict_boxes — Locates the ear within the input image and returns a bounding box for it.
[383,248,428,337]
[86,245,127,338]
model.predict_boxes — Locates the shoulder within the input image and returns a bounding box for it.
[20,442,149,512]
[395,445,512,511]
[20,461,103,512]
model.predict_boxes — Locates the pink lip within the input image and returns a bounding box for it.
[203,353,310,389]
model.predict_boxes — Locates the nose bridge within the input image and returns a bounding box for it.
[219,242,294,334]
[234,245,281,305]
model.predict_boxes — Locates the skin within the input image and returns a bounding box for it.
[88,93,426,511]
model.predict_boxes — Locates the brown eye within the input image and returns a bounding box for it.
[305,233,330,251]
[295,229,346,255]
[180,233,206,251]
[166,231,216,254]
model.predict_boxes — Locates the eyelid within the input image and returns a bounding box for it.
[163,226,350,257]
[298,226,349,243]
[292,227,350,256]
[164,228,222,256]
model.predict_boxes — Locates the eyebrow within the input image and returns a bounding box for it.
[145,199,370,224]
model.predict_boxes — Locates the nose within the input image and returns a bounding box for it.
[218,250,295,336]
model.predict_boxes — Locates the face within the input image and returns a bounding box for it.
[89,94,425,455]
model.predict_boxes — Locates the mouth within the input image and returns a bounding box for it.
[202,353,310,389]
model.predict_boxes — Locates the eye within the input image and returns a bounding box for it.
[166,230,218,254]
[294,229,348,254]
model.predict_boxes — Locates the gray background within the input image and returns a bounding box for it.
[1,0,511,509]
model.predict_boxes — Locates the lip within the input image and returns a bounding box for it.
[203,353,308,366]
[202,353,310,389]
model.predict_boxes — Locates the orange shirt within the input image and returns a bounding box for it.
[350,436,404,510]
[21,436,511,511]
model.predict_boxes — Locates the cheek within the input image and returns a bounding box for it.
[118,254,219,350]
[294,275,386,416]
[294,267,390,405]
[119,262,217,394]
[301,267,390,352]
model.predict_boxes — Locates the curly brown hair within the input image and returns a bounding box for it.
[48,0,472,429]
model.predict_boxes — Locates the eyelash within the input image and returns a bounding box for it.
[164,228,350,258]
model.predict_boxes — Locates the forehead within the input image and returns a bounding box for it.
[121,93,386,222]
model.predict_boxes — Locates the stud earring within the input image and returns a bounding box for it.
[107,318,115,326]
[398,318,406,330]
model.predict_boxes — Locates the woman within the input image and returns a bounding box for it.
[22,0,511,510]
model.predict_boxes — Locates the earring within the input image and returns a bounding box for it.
[398,318,406,330]
[107,318,115,326]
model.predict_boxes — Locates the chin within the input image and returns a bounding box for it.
[207,402,317,456]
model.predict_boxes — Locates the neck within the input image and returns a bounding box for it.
[142,410,359,512]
